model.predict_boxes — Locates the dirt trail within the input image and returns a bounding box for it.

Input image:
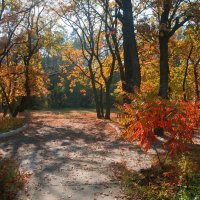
[0,112,151,200]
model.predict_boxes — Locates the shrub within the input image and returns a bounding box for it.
[0,159,29,200]
[116,93,200,167]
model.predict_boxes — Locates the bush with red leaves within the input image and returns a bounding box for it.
[116,94,200,166]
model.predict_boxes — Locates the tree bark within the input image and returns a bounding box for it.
[183,62,189,101]
[158,1,171,99]
[112,34,126,91]
[158,1,192,99]
[93,87,102,119]
[194,61,200,100]
[88,60,102,119]
[121,0,141,93]
[99,85,104,118]
[159,36,169,99]
[182,46,193,101]
[105,84,111,119]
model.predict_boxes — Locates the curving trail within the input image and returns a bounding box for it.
[0,111,151,200]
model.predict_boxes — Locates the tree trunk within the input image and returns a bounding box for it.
[90,79,102,119]
[24,64,31,102]
[182,46,193,101]
[2,97,8,117]
[159,36,169,99]
[12,63,31,117]
[11,97,25,117]
[158,1,171,99]
[105,84,111,119]
[88,60,102,119]
[121,0,141,93]
[194,62,199,100]
[93,90,102,119]
[99,86,104,118]
[112,34,126,91]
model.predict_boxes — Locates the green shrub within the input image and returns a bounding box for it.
[175,156,200,200]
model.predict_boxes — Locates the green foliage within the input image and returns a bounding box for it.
[0,159,28,200]
[0,117,24,133]
[176,156,200,200]
[176,186,200,200]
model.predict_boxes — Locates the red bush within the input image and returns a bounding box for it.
[117,96,200,156]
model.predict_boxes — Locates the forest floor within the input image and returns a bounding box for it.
[0,111,152,200]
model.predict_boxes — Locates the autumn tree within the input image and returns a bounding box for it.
[55,0,103,118]
[56,0,120,119]
[0,0,31,116]
[0,0,53,117]
[134,0,199,100]
[179,21,200,101]
[153,0,199,98]
[91,0,118,119]
[0,0,25,64]
[10,1,55,116]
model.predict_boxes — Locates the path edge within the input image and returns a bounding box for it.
[0,124,28,139]
[108,122,122,135]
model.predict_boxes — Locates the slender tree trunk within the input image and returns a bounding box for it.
[88,61,102,119]
[112,34,126,91]
[121,0,141,93]
[159,36,169,99]
[182,47,193,101]
[99,86,104,118]
[194,61,199,100]
[105,84,111,119]
[183,66,188,101]
[93,89,102,119]
[24,64,31,101]
[91,80,102,119]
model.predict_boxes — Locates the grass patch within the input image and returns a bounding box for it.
[0,117,25,133]
[111,148,200,200]
[0,159,29,200]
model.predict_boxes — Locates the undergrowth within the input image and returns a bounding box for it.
[0,159,29,200]
[0,117,24,133]
[111,150,200,200]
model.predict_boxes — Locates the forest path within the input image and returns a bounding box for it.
[0,111,151,200]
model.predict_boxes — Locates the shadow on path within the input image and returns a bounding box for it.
[0,112,152,200]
